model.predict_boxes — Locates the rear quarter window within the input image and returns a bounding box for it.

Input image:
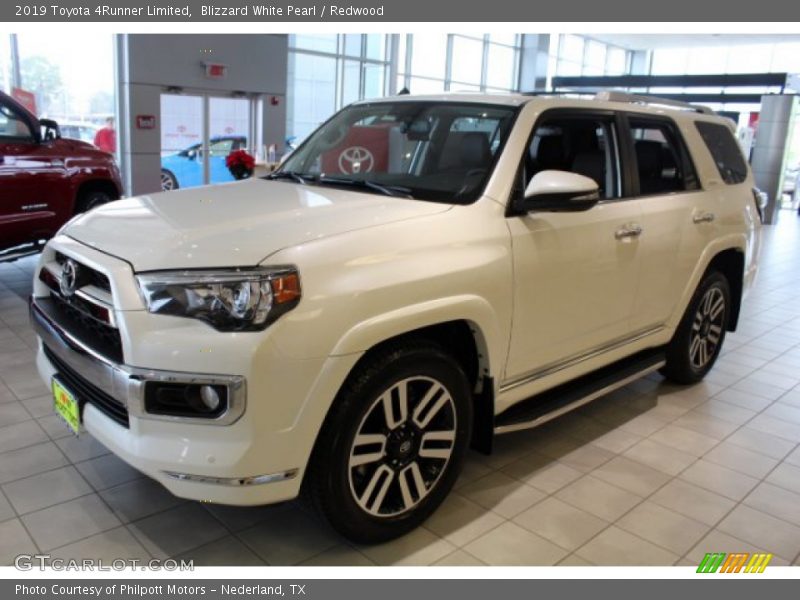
[694,121,748,185]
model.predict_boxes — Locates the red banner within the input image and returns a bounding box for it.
[12,87,37,115]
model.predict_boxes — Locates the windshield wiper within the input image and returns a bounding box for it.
[317,176,413,198]
[265,171,316,184]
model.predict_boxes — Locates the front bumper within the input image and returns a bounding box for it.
[31,297,247,427]
[31,296,302,505]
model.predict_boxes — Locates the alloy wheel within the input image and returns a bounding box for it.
[689,286,725,370]
[348,376,457,518]
[161,171,176,191]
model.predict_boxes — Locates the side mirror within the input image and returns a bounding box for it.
[39,118,61,142]
[518,170,600,213]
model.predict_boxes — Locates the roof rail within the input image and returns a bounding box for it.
[594,90,715,115]
[522,91,596,97]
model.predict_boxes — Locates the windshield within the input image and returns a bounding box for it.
[276,101,519,203]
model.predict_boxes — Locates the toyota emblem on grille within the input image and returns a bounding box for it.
[60,259,79,297]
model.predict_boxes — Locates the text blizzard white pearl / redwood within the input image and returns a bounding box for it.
[198,5,387,17]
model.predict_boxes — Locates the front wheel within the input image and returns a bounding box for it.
[161,169,178,192]
[661,271,730,385]
[307,342,473,543]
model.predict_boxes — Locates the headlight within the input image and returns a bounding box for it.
[136,267,301,331]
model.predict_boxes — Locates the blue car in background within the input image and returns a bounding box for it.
[160,136,247,191]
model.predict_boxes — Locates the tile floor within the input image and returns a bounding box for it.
[2,215,800,567]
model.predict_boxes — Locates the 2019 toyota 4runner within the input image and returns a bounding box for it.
[30,91,761,543]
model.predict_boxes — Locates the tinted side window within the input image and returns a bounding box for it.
[629,117,699,195]
[524,116,620,200]
[695,121,748,185]
[0,102,34,142]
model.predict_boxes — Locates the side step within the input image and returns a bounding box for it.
[0,241,45,264]
[494,347,666,435]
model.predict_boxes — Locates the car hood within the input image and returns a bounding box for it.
[66,178,452,271]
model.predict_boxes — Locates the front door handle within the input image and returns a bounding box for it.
[693,212,716,224]
[615,224,643,240]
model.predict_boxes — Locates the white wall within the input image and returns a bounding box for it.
[118,34,289,195]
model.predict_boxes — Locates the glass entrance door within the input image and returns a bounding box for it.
[208,97,251,186]
[159,93,252,191]
[160,93,204,191]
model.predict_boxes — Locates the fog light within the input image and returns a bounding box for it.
[200,385,220,411]
[145,382,228,419]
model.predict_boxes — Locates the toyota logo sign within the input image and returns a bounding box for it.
[338,146,374,174]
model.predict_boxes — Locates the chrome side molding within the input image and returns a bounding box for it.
[500,326,665,394]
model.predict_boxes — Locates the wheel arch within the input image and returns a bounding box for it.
[669,240,746,336]
[704,247,745,331]
[74,178,120,214]
[309,307,501,468]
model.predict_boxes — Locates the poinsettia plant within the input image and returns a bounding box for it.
[225,149,256,180]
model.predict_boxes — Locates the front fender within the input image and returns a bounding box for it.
[329,294,502,375]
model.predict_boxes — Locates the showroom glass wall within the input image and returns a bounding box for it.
[396,34,520,95]
[287,34,390,143]
[546,34,799,115]
[0,33,116,145]
[646,41,799,114]
[548,34,631,79]
[287,33,522,143]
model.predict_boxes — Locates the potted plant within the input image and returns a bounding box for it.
[225,149,256,180]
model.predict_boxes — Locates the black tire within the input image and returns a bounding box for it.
[75,189,112,214]
[661,271,731,385]
[307,342,473,544]
[161,169,179,192]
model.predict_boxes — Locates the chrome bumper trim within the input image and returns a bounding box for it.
[30,297,247,426]
[163,468,299,487]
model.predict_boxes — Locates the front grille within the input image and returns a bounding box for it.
[43,344,129,428]
[54,251,111,293]
[48,293,123,363]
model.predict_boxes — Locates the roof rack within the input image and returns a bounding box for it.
[594,90,715,115]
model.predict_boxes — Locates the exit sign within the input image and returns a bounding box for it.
[204,62,227,80]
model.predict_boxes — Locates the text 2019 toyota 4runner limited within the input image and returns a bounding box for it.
[0,90,122,262]
[30,91,761,542]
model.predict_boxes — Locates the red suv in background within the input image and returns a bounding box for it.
[0,90,122,262]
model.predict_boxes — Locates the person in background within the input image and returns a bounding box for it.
[93,116,116,153]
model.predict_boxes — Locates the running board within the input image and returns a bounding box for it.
[494,347,666,435]
[0,242,45,264]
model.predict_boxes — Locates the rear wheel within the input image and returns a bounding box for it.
[161,169,178,191]
[662,271,730,384]
[307,342,472,543]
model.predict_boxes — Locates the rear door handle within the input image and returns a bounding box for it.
[693,212,716,224]
[615,224,643,240]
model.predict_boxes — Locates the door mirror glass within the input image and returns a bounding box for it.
[521,170,600,212]
[39,118,61,142]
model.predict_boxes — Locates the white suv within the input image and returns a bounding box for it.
[31,92,761,542]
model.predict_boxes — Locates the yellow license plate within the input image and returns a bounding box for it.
[52,378,81,436]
